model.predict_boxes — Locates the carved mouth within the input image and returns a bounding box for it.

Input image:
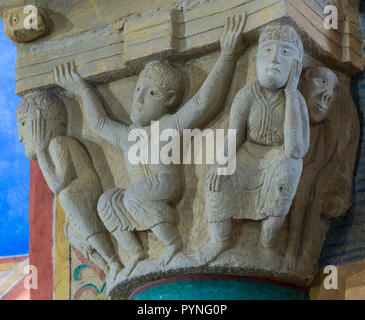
[268,68,280,73]
[315,102,328,112]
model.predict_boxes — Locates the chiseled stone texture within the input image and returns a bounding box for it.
[1,0,363,94]
[0,5,47,43]
[1,0,363,299]
[319,8,365,269]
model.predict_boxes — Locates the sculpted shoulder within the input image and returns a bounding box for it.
[48,136,86,157]
[236,82,255,101]
[231,82,255,112]
[49,136,75,151]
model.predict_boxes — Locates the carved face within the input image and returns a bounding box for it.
[17,115,65,160]
[257,40,300,90]
[17,116,37,160]
[2,7,46,43]
[130,77,176,127]
[300,67,338,123]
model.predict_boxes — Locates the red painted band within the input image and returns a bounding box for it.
[29,161,54,300]
[0,255,28,264]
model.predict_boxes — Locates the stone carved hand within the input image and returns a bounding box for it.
[285,59,302,93]
[31,112,52,154]
[220,12,247,58]
[54,61,91,97]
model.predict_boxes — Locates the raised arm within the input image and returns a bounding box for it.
[163,13,247,133]
[54,62,128,147]
[284,60,310,159]
[32,118,72,194]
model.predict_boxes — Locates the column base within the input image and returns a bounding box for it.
[128,274,309,300]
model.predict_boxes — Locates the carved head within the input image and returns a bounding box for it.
[300,67,339,123]
[257,24,304,90]
[1,6,47,43]
[131,61,184,127]
[16,91,67,160]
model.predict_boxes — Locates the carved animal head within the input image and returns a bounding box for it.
[131,61,184,127]
[300,67,339,123]
[1,6,47,43]
[16,91,67,160]
[257,24,304,90]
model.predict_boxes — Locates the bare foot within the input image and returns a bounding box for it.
[116,254,143,281]
[89,251,108,273]
[158,238,182,267]
[196,240,229,265]
[284,252,298,271]
[108,260,123,285]
[298,253,316,275]
[258,245,282,270]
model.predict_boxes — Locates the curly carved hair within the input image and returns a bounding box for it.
[139,61,185,110]
[16,91,67,124]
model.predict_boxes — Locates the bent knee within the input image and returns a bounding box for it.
[59,188,72,205]
[97,188,124,224]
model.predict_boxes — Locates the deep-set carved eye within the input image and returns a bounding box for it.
[150,90,156,96]
[21,121,25,127]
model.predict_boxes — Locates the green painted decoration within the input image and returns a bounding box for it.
[132,279,308,300]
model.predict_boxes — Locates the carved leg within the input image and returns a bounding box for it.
[285,186,311,270]
[258,217,286,269]
[196,219,231,264]
[112,229,145,278]
[88,233,123,284]
[299,200,322,273]
[89,251,108,272]
[60,186,123,281]
[260,216,286,249]
[151,223,182,267]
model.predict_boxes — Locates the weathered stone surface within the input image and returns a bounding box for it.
[16,91,124,286]
[1,0,364,94]
[0,5,47,43]
[4,0,363,299]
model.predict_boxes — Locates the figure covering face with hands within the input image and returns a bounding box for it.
[16,91,123,284]
[55,14,247,279]
[199,24,310,264]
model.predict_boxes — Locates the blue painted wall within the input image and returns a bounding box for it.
[0,21,29,257]
[320,6,365,266]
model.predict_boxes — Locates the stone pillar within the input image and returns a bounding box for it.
[1,0,364,300]
[310,5,365,300]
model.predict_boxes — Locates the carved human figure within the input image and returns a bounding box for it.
[199,23,310,264]
[54,14,247,278]
[16,91,123,283]
[286,67,358,271]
